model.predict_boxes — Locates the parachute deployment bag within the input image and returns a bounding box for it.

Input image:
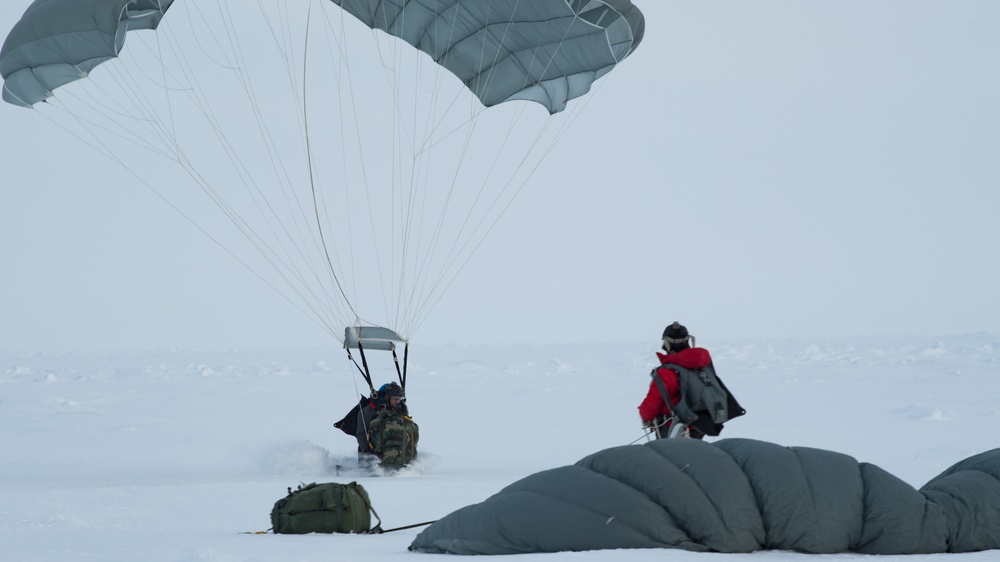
[270,482,380,534]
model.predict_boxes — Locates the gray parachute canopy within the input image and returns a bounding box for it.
[0,0,174,107]
[3,0,644,113]
[331,0,645,114]
[410,438,1000,555]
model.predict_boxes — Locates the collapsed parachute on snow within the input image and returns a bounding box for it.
[409,438,1000,555]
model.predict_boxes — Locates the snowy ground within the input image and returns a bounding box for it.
[2,334,999,561]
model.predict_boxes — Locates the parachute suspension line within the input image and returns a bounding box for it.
[403,5,548,333]
[385,3,497,336]
[162,8,346,337]
[311,3,551,337]
[263,4,358,332]
[345,346,376,398]
[402,109,480,334]
[338,14,414,334]
[413,92,590,296]
[396,8,469,335]
[117,6,319,329]
[164,1,336,336]
[353,4,470,335]
[57,49,179,159]
[400,3,525,331]
[148,8,181,161]
[134,3,357,338]
[354,30,393,328]
[393,25,416,333]
[327,11,363,328]
[240,1,361,332]
[39,92,164,162]
[379,22,411,330]
[404,8,602,335]
[404,85,461,334]
[302,3,359,325]
[251,0,295,81]
[397,20,440,335]
[172,0,351,335]
[395,11,463,336]
[314,8,395,333]
[321,7,431,335]
[36,95,340,339]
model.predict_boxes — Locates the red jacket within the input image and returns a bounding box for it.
[638,347,713,421]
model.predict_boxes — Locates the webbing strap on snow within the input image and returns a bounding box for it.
[367,520,436,534]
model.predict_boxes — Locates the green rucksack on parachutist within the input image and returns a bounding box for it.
[370,410,419,470]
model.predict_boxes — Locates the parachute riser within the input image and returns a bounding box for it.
[345,345,376,398]
[391,343,409,392]
[356,341,377,398]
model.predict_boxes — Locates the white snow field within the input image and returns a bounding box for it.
[3,333,999,561]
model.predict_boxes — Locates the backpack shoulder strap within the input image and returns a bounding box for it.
[650,366,674,412]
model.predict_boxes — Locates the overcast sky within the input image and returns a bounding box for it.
[2,1,998,352]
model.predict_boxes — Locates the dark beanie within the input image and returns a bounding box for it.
[662,322,688,340]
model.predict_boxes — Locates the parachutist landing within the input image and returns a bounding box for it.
[354,382,419,471]
[334,326,418,472]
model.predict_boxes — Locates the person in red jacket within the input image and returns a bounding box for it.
[638,321,713,439]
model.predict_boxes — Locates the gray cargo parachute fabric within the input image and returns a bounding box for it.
[331,0,644,114]
[1,0,174,107]
[3,0,643,113]
[409,438,1000,555]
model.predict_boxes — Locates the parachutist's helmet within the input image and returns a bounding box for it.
[379,382,404,400]
[662,322,694,352]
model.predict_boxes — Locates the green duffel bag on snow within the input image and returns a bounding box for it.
[270,481,381,534]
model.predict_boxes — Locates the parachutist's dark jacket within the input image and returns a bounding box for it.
[638,347,713,421]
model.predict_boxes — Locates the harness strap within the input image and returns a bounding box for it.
[650,367,680,437]
[356,341,377,398]
[391,347,404,390]
[402,342,409,390]
[650,367,674,413]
